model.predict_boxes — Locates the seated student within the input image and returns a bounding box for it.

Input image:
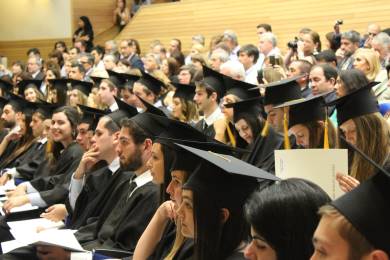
[274,94,337,149]
[334,69,371,98]
[312,156,390,259]
[69,79,94,108]
[132,70,169,115]
[221,76,259,147]
[171,82,199,125]
[327,84,390,191]
[252,76,303,135]
[225,98,284,173]
[244,178,331,260]
[0,94,33,166]
[100,71,123,112]
[193,66,226,141]
[177,144,279,260]
[0,95,36,173]
[0,101,57,184]
[2,106,84,212]
[17,79,44,103]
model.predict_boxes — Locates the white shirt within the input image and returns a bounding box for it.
[204,106,224,127]
[127,170,153,199]
[109,100,119,112]
[229,45,241,62]
[245,65,259,85]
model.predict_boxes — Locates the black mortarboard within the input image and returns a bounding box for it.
[0,79,13,92]
[202,65,226,98]
[49,79,70,106]
[107,70,127,89]
[274,92,331,128]
[130,113,169,137]
[331,136,390,254]
[252,75,303,106]
[108,96,139,126]
[180,143,279,208]
[137,95,167,117]
[224,97,264,123]
[326,83,379,125]
[137,71,165,95]
[34,99,60,119]
[78,104,107,130]
[18,79,43,96]
[121,73,141,89]
[172,82,196,101]
[223,76,259,99]
[7,92,33,114]
[70,79,93,96]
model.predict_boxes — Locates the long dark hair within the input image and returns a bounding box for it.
[245,178,331,260]
[339,69,370,94]
[77,16,94,41]
[159,142,175,203]
[190,170,252,260]
[51,106,80,161]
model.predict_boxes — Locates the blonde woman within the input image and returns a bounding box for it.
[353,48,390,101]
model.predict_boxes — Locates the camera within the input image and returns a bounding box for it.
[287,37,299,50]
[335,20,343,26]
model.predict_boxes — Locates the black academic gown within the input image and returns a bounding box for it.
[244,127,284,173]
[194,119,216,139]
[2,141,47,181]
[0,140,18,167]
[67,166,133,230]
[147,220,177,260]
[29,142,84,205]
[75,179,159,253]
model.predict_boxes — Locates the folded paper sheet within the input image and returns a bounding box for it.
[275,149,348,199]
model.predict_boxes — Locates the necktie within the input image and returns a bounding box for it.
[126,179,138,201]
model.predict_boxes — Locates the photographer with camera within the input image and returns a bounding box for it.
[284,28,320,67]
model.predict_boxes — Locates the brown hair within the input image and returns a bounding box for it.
[341,113,390,182]
[303,120,337,148]
[318,205,374,259]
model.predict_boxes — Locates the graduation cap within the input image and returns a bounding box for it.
[18,79,43,96]
[274,92,333,149]
[202,65,226,98]
[70,79,93,96]
[48,79,70,106]
[137,71,165,95]
[330,136,390,255]
[7,92,34,114]
[172,82,196,101]
[223,76,260,99]
[130,112,169,137]
[0,79,13,93]
[137,95,167,117]
[33,99,61,119]
[224,97,264,123]
[107,70,127,89]
[252,75,303,106]
[326,83,379,125]
[180,143,280,208]
[78,104,108,130]
[121,73,141,90]
[90,69,109,87]
[107,96,139,126]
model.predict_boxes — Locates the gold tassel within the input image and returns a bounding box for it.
[283,107,291,149]
[225,121,236,147]
[323,108,329,149]
[261,119,269,137]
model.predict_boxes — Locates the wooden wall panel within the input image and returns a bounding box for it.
[117,0,390,55]
[71,0,116,35]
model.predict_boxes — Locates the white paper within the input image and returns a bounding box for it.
[8,218,64,240]
[275,149,348,199]
[0,202,38,215]
[1,229,85,254]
